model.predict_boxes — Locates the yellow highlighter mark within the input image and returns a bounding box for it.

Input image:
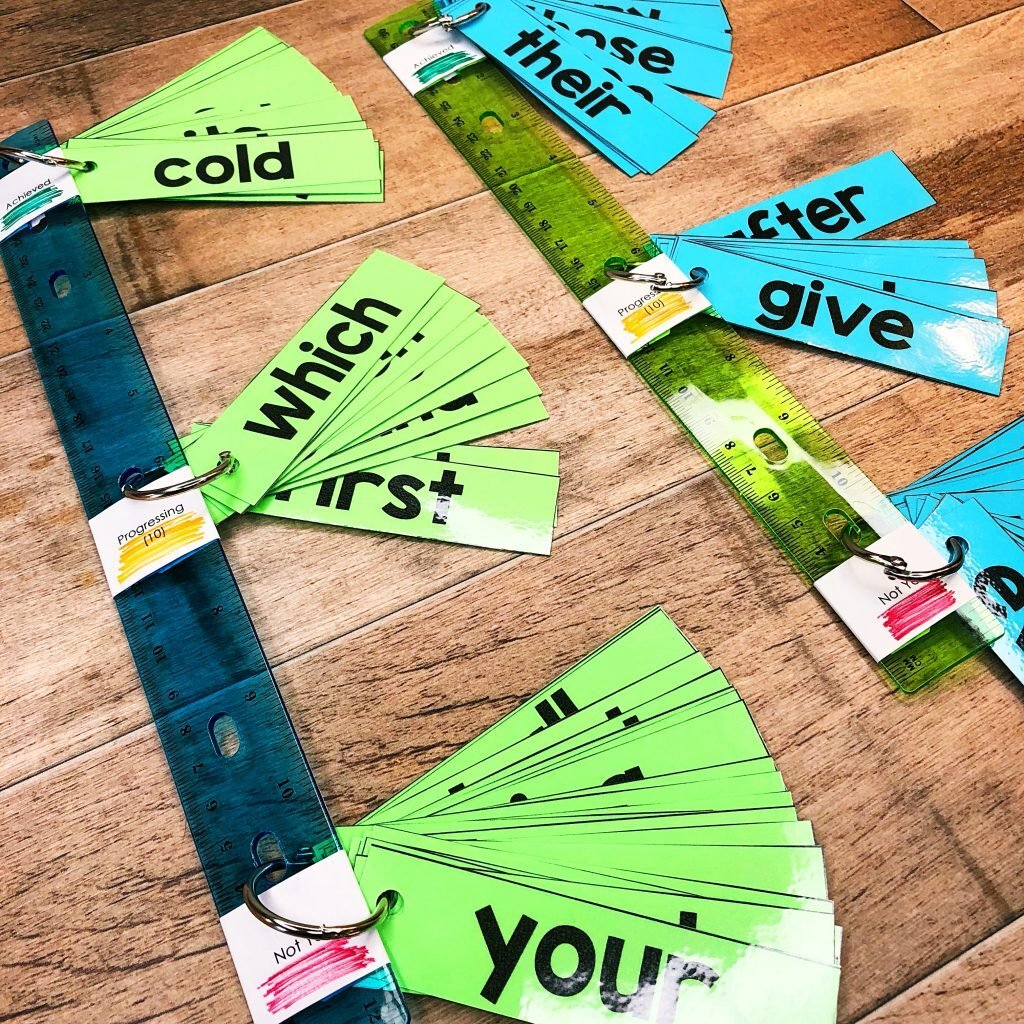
[117,512,207,583]
[623,294,693,340]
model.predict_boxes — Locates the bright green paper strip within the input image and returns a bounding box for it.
[89,97,364,141]
[345,836,841,1024]
[279,376,548,487]
[81,31,338,137]
[179,252,557,551]
[251,446,560,554]
[363,609,698,822]
[284,293,488,476]
[275,288,489,484]
[347,830,835,964]
[68,27,383,204]
[67,131,381,202]
[188,250,444,512]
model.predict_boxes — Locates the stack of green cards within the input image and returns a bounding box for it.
[183,250,558,555]
[62,28,384,204]
[336,608,842,1023]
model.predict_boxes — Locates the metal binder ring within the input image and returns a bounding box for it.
[841,526,966,582]
[605,267,702,291]
[0,145,95,174]
[408,2,488,36]
[121,451,234,501]
[243,860,391,940]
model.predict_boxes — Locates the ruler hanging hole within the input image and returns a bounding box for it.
[379,889,403,916]
[48,270,71,299]
[209,712,241,757]
[823,508,858,540]
[753,428,788,465]
[252,832,286,880]
[689,267,708,283]
[480,110,505,134]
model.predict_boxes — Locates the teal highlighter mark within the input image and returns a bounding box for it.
[2,185,61,231]
[415,51,475,85]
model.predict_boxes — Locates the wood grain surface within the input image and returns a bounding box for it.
[905,0,1023,29]
[0,2,1022,1024]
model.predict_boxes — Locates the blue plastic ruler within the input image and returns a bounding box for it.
[0,121,408,1024]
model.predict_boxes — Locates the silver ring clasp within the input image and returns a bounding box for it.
[841,525,966,582]
[243,859,390,941]
[0,145,96,174]
[605,266,702,291]
[121,451,235,501]
[408,2,489,36]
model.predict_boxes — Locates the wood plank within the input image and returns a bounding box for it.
[0,7,1021,789]
[0,0,301,85]
[0,0,935,330]
[726,0,934,103]
[858,916,1024,1022]
[903,0,1023,30]
[3,375,1023,1023]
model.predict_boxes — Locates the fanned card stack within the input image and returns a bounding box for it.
[411,0,733,175]
[61,29,384,204]
[891,417,1024,685]
[653,233,1009,394]
[336,608,841,1024]
[652,154,1010,394]
[182,250,559,555]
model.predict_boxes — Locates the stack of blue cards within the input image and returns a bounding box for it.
[437,0,733,175]
[890,417,1024,684]
[653,233,1009,394]
[653,152,1010,394]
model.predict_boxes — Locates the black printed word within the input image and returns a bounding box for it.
[273,937,317,964]
[591,3,667,17]
[756,279,913,350]
[536,9,675,74]
[504,30,632,118]
[278,466,465,525]
[975,563,1024,655]
[727,187,867,240]
[476,906,717,1021]
[154,141,294,188]
[243,296,401,440]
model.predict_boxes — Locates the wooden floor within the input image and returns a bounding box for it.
[1,1,1023,1022]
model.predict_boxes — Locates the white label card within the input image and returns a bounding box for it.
[0,149,79,243]
[582,254,710,358]
[383,26,486,94]
[220,853,389,1024]
[815,522,977,662]
[87,467,220,596]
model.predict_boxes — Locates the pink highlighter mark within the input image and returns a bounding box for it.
[880,578,957,642]
[260,938,375,1016]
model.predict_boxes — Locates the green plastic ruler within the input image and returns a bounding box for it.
[366,4,1000,692]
